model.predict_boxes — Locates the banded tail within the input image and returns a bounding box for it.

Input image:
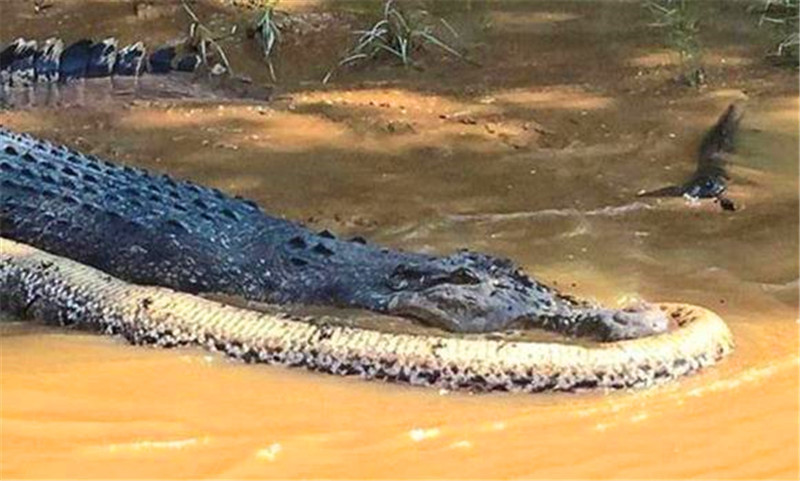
[639,103,743,210]
[0,37,202,87]
[1,37,270,107]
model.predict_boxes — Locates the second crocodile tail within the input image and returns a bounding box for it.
[698,103,743,164]
[0,37,202,88]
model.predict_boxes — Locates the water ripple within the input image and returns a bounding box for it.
[448,202,654,223]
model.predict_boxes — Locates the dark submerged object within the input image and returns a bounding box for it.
[639,104,742,211]
[0,127,669,341]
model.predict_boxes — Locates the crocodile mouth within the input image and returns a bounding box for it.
[385,287,671,342]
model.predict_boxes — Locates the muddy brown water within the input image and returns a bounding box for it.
[1,0,798,479]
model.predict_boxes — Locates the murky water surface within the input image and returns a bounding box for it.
[1,1,798,478]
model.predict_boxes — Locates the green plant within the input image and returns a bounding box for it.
[181,0,235,75]
[253,0,282,81]
[757,0,799,66]
[645,0,705,86]
[322,0,474,84]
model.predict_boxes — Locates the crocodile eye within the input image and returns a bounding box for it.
[387,264,426,291]
[447,267,480,285]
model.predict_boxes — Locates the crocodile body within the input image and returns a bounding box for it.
[0,127,668,340]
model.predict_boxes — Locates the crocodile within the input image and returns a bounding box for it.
[639,103,743,211]
[0,126,670,341]
[0,37,269,108]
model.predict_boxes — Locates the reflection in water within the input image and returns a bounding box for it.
[1,0,798,478]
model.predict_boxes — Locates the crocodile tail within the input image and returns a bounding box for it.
[0,38,39,86]
[34,38,64,83]
[114,42,148,76]
[636,184,685,198]
[1,37,205,87]
[1,37,271,108]
[637,104,743,201]
[698,103,743,163]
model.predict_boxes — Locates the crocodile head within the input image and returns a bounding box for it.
[382,251,669,341]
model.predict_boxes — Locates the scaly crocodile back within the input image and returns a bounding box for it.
[0,126,297,298]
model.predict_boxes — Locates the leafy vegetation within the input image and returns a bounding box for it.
[323,0,474,84]
[756,0,799,66]
[181,0,285,81]
[252,0,282,81]
[645,0,706,86]
[181,0,236,75]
